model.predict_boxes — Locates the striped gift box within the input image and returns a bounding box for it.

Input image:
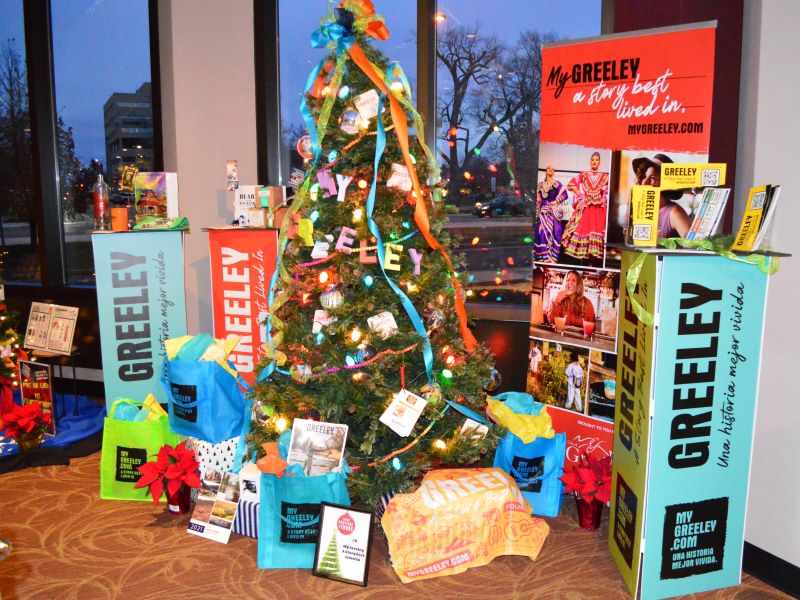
[232,500,259,538]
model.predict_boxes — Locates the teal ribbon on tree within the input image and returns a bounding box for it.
[366,93,434,384]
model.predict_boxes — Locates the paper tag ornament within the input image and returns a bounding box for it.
[289,167,306,189]
[386,163,412,192]
[379,389,427,437]
[461,418,489,439]
[367,311,398,339]
[312,309,337,334]
[311,240,330,259]
[355,89,380,120]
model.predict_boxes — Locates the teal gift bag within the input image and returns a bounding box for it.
[493,431,567,517]
[163,360,247,444]
[257,470,350,569]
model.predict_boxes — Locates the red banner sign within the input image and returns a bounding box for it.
[541,26,715,153]
[549,406,613,466]
[209,228,278,385]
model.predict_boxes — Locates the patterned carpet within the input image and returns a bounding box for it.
[0,452,790,600]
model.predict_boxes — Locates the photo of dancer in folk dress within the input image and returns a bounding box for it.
[561,151,609,264]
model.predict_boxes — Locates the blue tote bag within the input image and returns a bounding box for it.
[493,431,567,517]
[257,470,350,569]
[163,360,247,444]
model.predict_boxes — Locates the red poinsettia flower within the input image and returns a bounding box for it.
[134,440,201,505]
[560,452,613,505]
[0,401,52,440]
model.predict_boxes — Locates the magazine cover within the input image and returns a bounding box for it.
[287,419,348,476]
[133,172,179,222]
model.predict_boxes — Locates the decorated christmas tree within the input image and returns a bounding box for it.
[249,0,499,509]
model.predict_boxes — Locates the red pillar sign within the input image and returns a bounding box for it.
[208,228,278,385]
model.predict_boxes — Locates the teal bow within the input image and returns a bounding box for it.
[311,22,354,52]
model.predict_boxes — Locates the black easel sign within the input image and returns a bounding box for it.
[19,360,56,435]
[312,503,374,587]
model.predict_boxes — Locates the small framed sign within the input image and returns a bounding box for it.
[312,502,374,587]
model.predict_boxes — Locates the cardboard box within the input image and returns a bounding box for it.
[259,185,287,209]
[610,250,769,599]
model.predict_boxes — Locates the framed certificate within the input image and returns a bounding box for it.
[312,502,374,587]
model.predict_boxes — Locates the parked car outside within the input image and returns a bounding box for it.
[473,194,533,217]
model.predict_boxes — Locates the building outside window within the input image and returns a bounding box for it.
[0,1,38,283]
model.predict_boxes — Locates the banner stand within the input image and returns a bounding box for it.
[206,226,278,386]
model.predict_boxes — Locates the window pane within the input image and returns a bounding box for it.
[0,1,40,283]
[52,0,153,285]
[436,1,601,313]
[278,1,416,186]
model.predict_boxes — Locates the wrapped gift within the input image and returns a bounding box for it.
[232,463,261,538]
[186,435,240,475]
[232,500,259,538]
[382,467,549,583]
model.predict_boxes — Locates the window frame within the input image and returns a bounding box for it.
[13,0,163,290]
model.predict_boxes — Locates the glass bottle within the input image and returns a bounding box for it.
[93,174,111,230]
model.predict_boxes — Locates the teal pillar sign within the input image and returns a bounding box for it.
[92,231,188,411]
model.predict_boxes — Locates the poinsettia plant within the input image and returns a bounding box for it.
[560,452,613,505]
[134,440,202,505]
[0,401,52,440]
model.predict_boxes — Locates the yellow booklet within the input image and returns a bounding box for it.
[731,185,769,252]
[630,185,659,246]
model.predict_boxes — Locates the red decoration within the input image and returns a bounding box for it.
[134,440,202,506]
[559,452,612,505]
[337,512,356,535]
[0,401,52,440]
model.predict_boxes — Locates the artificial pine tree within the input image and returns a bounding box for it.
[317,533,343,577]
[249,0,500,509]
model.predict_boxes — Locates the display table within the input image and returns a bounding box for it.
[609,249,771,599]
[92,230,188,411]
[206,226,278,386]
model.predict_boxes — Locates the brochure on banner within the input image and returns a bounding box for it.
[686,188,730,241]
[731,184,781,252]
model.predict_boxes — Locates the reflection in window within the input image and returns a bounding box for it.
[51,0,153,285]
[0,2,40,283]
[278,1,416,187]
[436,1,600,311]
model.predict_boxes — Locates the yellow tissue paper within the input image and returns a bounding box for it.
[486,398,555,443]
[141,393,168,422]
